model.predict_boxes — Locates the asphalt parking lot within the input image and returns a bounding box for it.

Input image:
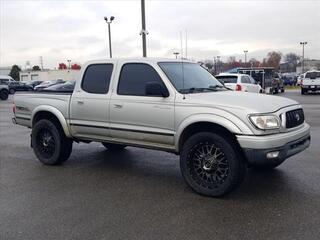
[1,90,320,240]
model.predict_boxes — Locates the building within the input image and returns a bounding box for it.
[296,59,320,74]
[0,66,11,76]
[279,62,295,73]
[19,69,80,82]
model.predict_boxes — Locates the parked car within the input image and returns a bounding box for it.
[25,80,43,89]
[0,83,9,100]
[34,79,65,91]
[215,73,262,93]
[13,58,310,197]
[281,73,297,86]
[43,80,76,92]
[301,70,320,95]
[234,67,278,94]
[8,81,34,94]
[0,75,16,84]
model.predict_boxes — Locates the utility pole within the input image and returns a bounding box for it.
[104,16,115,58]
[67,59,71,69]
[244,50,248,65]
[300,42,307,73]
[39,56,43,70]
[216,56,221,74]
[140,0,147,57]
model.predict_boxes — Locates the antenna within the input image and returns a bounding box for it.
[180,31,185,99]
[180,31,183,59]
[185,29,187,59]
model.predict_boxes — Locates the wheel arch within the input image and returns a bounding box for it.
[175,114,246,153]
[32,106,71,137]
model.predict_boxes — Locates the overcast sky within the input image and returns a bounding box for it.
[0,0,319,69]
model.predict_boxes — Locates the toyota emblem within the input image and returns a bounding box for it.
[295,113,300,121]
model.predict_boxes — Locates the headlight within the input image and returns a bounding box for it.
[249,115,280,130]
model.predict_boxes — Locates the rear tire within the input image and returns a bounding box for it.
[32,119,72,165]
[180,132,246,197]
[0,89,9,100]
[102,142,127,151]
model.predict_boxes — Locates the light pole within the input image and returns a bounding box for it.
[244,50,248,65]
[140,0,148,57]
[300,42,307,73]
[104,16,115,58]
[67,59,71,69]
[216,56,221,74]
[173,52,180,59]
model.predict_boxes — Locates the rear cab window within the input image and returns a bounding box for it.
[81,64,113,94]
[215,75,238,84]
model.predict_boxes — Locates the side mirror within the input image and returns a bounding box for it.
[145,82,169,97]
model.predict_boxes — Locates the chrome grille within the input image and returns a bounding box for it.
[286,109,304,129]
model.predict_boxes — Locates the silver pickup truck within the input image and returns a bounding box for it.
[13,58,311,197]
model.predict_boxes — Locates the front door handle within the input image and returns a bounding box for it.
[77,100,84,104]
[114,104,123,109]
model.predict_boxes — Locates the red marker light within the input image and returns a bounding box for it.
[235,84,242,91]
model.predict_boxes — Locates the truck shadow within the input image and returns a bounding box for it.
[69,144,302,199]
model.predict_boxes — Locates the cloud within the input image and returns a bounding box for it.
[0,0,319,68]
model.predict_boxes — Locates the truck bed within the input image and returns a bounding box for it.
[14,92,72,128]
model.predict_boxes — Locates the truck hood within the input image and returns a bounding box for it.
[184,91,299,113]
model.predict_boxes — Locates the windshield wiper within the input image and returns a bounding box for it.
[209,85,232,91]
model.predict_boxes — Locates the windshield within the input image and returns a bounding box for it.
[305,71,320,79]
[215,75,238,83]
[158,62,224,93]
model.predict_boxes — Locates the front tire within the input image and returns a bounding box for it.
[102,142,127,151]
[32,119,72,165]
[180,132,246,197]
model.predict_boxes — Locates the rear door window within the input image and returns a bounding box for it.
[215,76,238,83]
[81,64,113,94]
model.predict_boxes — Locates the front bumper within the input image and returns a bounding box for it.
[302,85,320,91]
[237,123,311,165]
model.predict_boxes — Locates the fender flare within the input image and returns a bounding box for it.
[31,105,71,138]
[175,113,252,151]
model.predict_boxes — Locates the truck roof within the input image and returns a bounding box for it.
[84,58,194,65]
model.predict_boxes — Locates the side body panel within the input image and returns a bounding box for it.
[69,60,117,140]
[108,60,175,150]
